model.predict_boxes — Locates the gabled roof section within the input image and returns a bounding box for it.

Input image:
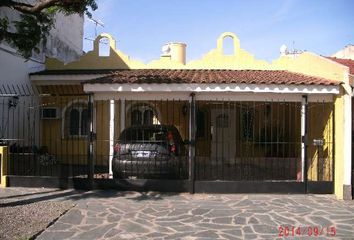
[326,57,354,75]
[85,69,341,86]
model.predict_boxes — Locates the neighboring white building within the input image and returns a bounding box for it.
[331,45,354,60]
[0,6,84,84]
[0,4,84,144]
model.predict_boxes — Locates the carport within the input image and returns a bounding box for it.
[83,69,340,193]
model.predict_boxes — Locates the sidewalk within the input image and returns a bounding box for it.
[1,188,354,239]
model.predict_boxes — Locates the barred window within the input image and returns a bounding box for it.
[130,104,157,126]
[131,109,142,126]
[65,103,89,137]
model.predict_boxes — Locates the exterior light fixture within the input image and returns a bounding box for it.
[8,96,19,108]
[182,104,188,116]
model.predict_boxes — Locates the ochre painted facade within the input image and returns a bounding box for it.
[38,32,350,199]
[45,32,347,82]
[307,103,334,181]
[334,89,345,199]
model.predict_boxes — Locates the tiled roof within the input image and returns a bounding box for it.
[85,69,341,86]
[326,57,354,74]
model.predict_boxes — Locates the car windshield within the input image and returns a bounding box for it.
[120,128,167,143]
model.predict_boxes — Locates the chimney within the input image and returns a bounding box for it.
[161,42,187,65]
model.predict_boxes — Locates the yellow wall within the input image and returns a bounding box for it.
[45,32,347,83]
[46,33,146,70]
[0,146,8,187]
[39,86,110,166]
[272,52,345,82]
[307,103,334,181]
[40,94,88,165]
[94,100,110,166]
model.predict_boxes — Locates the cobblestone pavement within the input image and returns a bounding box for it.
[1,188,354,239]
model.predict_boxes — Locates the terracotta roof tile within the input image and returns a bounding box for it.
[326,57,354,74]
[85,69,341,86]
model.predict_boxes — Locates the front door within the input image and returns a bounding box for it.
[210,106,236,165]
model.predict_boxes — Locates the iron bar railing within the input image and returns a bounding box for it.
[0,84,334,183]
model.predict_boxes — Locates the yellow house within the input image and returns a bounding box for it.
[1,32,351,199]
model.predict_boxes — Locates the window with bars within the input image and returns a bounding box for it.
[131,106,155,126]
[66,104,89,137]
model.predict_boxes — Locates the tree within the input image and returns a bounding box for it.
[0,0,98,58]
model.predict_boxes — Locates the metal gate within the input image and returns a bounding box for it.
[195,101,302,181]
[91,97,334,193]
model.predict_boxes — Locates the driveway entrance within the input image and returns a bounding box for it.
[29,190,354,239]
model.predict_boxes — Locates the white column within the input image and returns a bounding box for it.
[300,96,307,182]
[343,94,352,186]
[108,99,115,179]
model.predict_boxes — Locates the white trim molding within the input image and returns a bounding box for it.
[93,92,334,102]
[30,74,109,85]
[301,96,307,182]
[83,83,340,95]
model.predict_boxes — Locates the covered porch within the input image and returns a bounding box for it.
[82,69,339,193]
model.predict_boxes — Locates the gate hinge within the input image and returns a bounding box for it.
[302,135,308,146]
[89,132,97,142]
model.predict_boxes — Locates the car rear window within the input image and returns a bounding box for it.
[119,128,168,142]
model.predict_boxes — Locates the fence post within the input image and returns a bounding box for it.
[87,94,94,188]
[189,93,196,193]
[301,95,308,193]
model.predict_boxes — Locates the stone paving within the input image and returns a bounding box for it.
[1,188,354,239]
[33,190,354,239]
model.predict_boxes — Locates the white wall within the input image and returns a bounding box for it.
[0,44,44,85]
[0,3,84,83]
[0,45,42,145]
[0,3,84,147]
[47,12,84,63]
[332,45,354,60]
[0,3,84,65]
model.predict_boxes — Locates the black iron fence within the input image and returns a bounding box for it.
[194,101,302,181]
[0,84,334,185]
[1,84,90,178]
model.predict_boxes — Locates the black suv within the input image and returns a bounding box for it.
[112,125,187,179]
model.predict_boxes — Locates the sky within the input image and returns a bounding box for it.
[83,0,354,63]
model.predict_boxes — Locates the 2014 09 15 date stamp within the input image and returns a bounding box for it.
[278,226,336,237]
